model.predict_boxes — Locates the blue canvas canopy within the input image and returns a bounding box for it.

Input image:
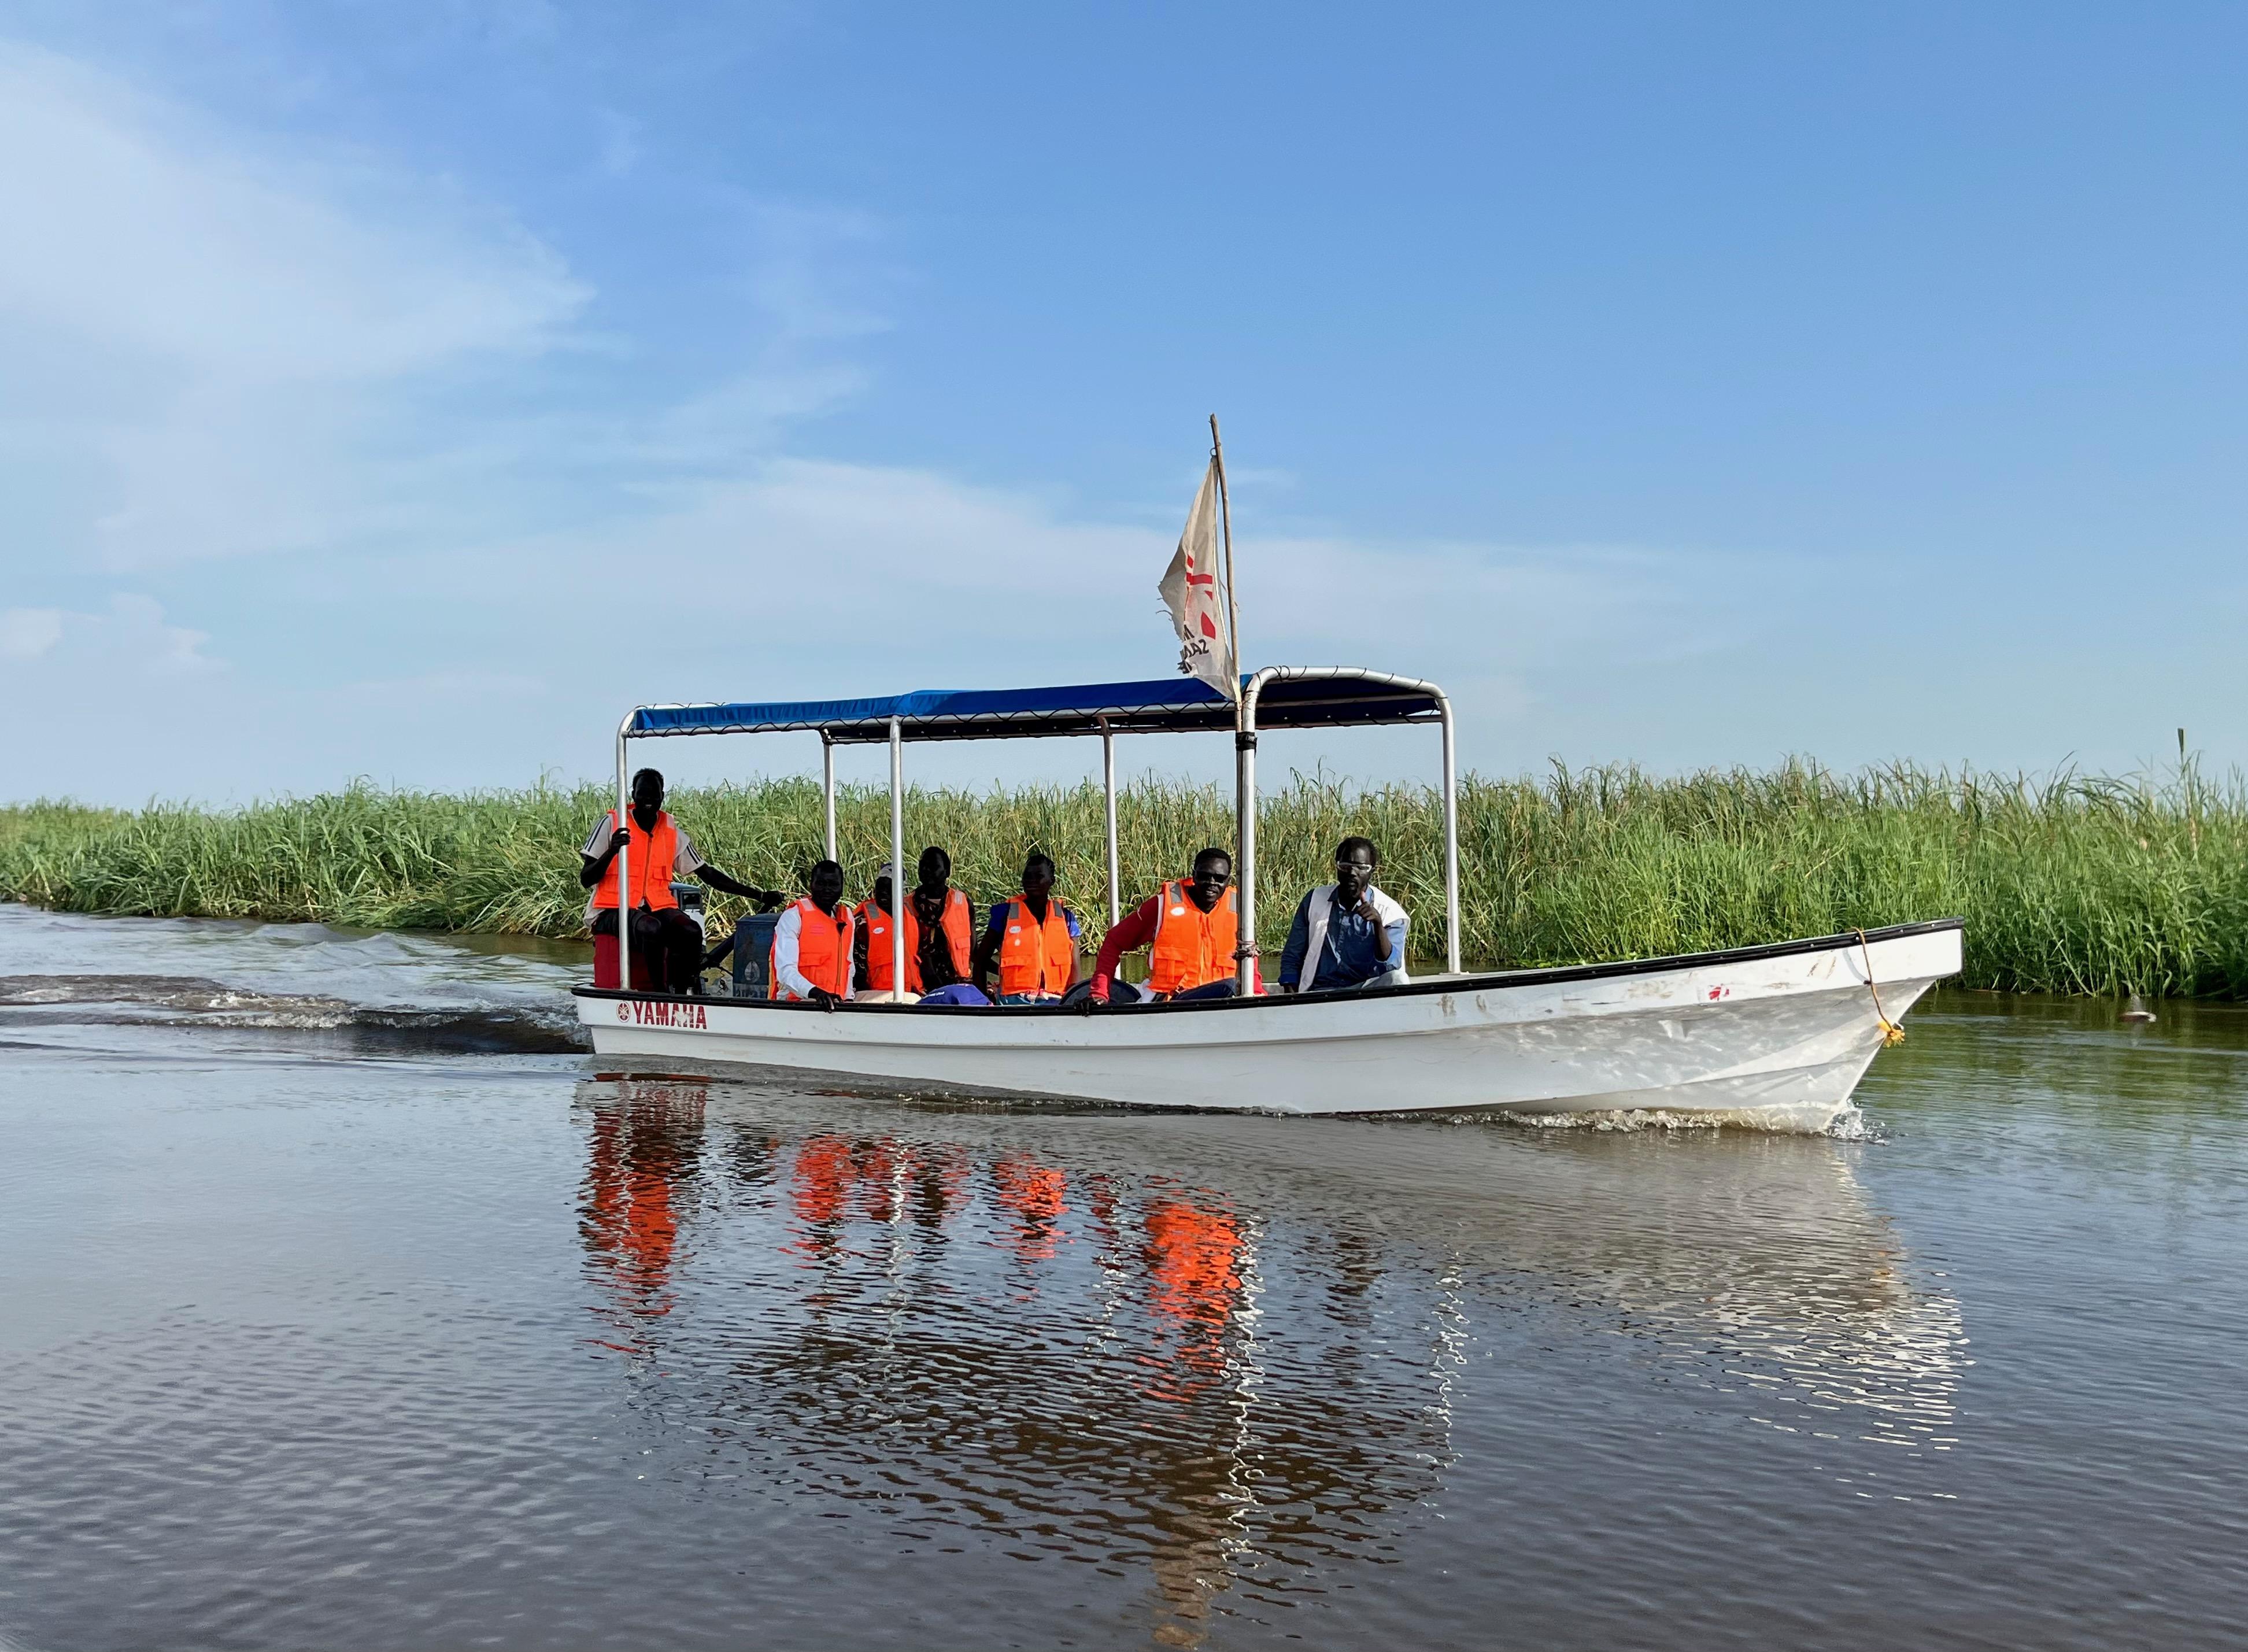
[628,672,1444,744]
[609,664,1462,982]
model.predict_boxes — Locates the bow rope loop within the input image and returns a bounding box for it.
[1854,928,1906,1046]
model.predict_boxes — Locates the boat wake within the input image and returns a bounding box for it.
[0,973,587,1055]
[1488,1099,1870,1139]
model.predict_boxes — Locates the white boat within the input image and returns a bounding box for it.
[574,668,1960,1122]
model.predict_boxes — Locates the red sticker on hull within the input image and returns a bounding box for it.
[621,1000,708,1030]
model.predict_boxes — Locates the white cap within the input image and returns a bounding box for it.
[876,862,898,882]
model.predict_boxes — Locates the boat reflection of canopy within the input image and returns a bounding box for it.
[574,668,1962,1122]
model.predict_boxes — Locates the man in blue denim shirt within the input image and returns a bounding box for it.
[1277,837,1410,992]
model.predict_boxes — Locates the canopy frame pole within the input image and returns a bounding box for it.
[888,716,906,999]
[1211,414,1255,995]
[1100,716,1121,927]
[614,712,634,995]
[1437,687,1461,974]
[1237,698,1259,992]
[822,735,837,861]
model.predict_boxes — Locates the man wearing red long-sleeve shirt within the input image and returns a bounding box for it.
[1084,847,1260,1007]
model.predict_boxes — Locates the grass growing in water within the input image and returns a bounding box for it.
[4,761,2246,997]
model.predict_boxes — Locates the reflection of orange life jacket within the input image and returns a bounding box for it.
[772,897,853,1000]
[860,888,974,992]
[991,1152,1069,1260]
[1147,879,1239,995]
[591,810,679,911]
[791,1134,853,1233]
[997,894,1074,997]
[1144,1198,1243,1328]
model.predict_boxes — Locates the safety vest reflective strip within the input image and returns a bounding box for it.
[996,896,1074,997]
[856,898,920,993]
[590,810,679,912]
[772,898,853,1000]
[1147,879,1238,995]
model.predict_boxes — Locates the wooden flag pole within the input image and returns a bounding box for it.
[1211,414,1255,994]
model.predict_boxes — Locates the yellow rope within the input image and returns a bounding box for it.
[1854,928,1906,1045]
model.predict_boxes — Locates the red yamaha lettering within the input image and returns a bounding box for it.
[627,1000,708,1030]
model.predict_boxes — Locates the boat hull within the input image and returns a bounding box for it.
[574,921,1961,1121]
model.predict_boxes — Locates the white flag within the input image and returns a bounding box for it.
[1158,459,1236,699]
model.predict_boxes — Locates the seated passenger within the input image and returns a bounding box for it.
[1083,847,1260,1006]
[1277,836,1409,993]
[894,854,993,1007]
[773,859,855,1007]
[973,852,1081,1004]
[581,766,784,995]
[852,851,974,1002]
[908,847,976,993]
[853,862,911,1001]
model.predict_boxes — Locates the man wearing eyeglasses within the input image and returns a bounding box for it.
[1276,836,1410,993]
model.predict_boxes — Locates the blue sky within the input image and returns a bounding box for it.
[3,2,2243,804]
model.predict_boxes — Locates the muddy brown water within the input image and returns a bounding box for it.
[0,904,2242,1649]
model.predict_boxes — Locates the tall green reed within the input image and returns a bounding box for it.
[5,759,2246,997]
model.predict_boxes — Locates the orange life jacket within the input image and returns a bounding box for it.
[859,888,973,993]
[1147,879,1240,995]
[856,896,920,993]
[926,887,974,979]
[996,893,1075,998]
[772,897,853,1000]
[591,810,679,912]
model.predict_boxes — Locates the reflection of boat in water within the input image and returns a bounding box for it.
[574,670,1961,1122]
[572,1072,1964,1639]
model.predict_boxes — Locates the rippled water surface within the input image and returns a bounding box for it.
[2,904,2243,1649]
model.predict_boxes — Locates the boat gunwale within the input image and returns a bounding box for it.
[572,916,1964,1017]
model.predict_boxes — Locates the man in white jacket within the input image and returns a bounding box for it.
[772,860,855,1007]
[1276,837,1410,993]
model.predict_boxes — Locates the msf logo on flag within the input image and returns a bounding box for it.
[1158,458,1237,700]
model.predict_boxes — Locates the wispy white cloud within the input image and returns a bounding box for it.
[0,44,584,381]
[0,593,216,674]
[0,38,908,578]
[0,38,590,572]
[367,454,1747,717]
[0,607,63,660]
[0,34,1848,804]
[0,37,607,575]
[739,202,893,346]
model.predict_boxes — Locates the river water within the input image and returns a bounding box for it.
[0,904,2241,1650]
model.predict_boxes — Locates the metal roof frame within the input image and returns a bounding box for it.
[610,666,1461,993]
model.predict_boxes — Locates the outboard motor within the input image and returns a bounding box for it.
[670,881,706,934]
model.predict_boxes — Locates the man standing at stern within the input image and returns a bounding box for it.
[581,767,783,994]
[1277,836,1410,993]
[1084,847,1258,1004]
